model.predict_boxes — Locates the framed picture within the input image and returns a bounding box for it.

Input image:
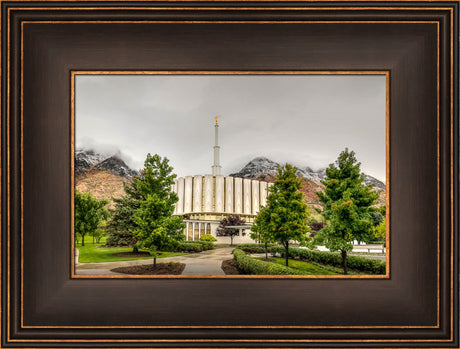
[1,1,458,348]
[72,71,389,279]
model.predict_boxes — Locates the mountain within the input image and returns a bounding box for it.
[230,157,327,184]
[230,156,385,188]
[91,155,139,178]
[75,150,106,176]
[75,150,139,179]
[75,150,139,208]
[230,156,386,209]
[229,157,280,181]
[76,172,129,209]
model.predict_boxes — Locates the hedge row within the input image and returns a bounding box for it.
[236,243,277,254]
[270,246,385,274]
[176,241,215,253]
[233,249,302,275]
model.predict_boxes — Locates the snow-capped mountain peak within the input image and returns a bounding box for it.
[75,149,139,178]
[230,156,385,191]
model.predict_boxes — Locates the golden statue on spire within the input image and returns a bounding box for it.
[215,115,219,125]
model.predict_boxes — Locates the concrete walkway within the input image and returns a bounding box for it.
[75,247,235,276]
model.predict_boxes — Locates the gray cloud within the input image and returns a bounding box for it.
[75,74,386,181]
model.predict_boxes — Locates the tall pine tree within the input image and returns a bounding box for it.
[316,148,379,274]
[105,178,143,251]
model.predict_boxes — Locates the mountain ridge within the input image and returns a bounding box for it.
[75,149,139,179]
[230,156,385,191]
[75,150,386,209]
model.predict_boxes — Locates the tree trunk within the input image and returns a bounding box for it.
[265,241,268,259]
[341,249,348,275]
[81,234,85,246]
[285,241,289,267]
[132,245,139,253]
[230,236,233,246]
[153,256,157,268]
[92,235,94,244]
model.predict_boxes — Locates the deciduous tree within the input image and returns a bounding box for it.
[216,215,246,246]
[131,154,185,266]
[251,206,273,259]
[75,190,109,246]
[106,153,184,256]
[253,164,311,267]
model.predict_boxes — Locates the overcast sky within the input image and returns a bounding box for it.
[75,74,386,181]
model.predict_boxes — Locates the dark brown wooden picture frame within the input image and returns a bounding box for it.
[1,1,458,348]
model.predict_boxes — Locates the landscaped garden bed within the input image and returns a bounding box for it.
[221,259,240,275]
[111,262,185,275]
[230,248,385,275]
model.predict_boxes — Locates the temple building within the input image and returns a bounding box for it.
[172,117,272,243]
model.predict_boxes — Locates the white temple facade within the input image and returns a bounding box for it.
[172,117,272,244]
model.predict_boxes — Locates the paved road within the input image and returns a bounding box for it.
[75,247,235,276]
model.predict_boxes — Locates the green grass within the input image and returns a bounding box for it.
[75,238,189,263]
[268,257,366,275]
[267,257,340,275]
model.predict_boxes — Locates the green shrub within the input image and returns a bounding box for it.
[175,240,215,252]
[270,246,385,274]
[233,249,302,275]
[197,241,215,250]
[176,242,203,252]
[236,243,277,254]
[200,234,217,242]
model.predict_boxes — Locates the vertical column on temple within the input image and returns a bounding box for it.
[243,179,252,214]
[176,177,185,214]
[204,175,213,212]
[260,181,268,208]
[215,175,224,212]
[212,116,222,176]
[184,176,193,213]
[234,177,243,214]
[225,176,234,213]
[252,180,260,215]
[193,175,203,212]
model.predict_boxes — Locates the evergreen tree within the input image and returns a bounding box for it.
[254,164,311,267]
[106,153,184,255]
[216,215,246,246]
[105,179,142,251]
[75,190,109,246]
[131,154,185,266]
[316,148,379,274]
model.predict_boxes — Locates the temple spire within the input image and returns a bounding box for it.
[212,116,222,176]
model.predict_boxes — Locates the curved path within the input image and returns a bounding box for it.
[75,247,235,275]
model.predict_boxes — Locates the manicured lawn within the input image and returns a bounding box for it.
[76,239,189,263]
[268,257,340,275]
[268,257,365,275]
